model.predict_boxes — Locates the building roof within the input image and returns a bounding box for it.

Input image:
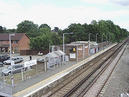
[71,41,89,44]
[54,50,65,56]
[89,42,98,46]
[46,50,65,58]
[0,33,27,41]
[46,52,59,58]
[66,43,82,46]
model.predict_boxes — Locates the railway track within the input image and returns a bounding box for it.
[67,42,125,97]
[42,41,127,97]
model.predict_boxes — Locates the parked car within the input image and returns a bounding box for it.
[0,54,10,63]
[0,62,3,67]
[3,57,23,65]
[2,64,25,76]
[37,58,45,63]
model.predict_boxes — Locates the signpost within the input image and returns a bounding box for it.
[24,60,37,68]
[23,60,37,80]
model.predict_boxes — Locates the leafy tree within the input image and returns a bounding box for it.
[53,27,59,32]
[63,23,86,43]
[62,20,129,43]
[39,24,51,30]
[30,31,62,51]
[30,34,51,51]
[50,32,62,45]
[0,26,4,33]
[0,26,6,33]
[17,20,39,37]
[6,29,16,33]
[39,27,51,34]
[1,19,128,51]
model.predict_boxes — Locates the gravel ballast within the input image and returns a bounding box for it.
[99,44,129,97]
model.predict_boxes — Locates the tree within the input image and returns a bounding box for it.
[30,34,51,51]
[30,31,62,51]
[17,20,39,37]
[39,27,51,34]
[63,23,86,43]
[53,27,59,32]
[0,26,6,33]
[39,24,51,30]
[0,26,4,33]
[6,29,16,33]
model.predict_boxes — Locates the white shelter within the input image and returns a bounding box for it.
[46,50,66,68]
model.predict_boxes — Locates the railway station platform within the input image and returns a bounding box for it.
[13,44,116,97]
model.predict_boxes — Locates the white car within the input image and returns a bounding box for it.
[3,57,23,65]
[0,62,3,67]
[2,64,24,76]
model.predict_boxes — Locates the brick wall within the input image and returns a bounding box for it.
[85,46,89,56]
[0,41,9,45]
[65,44,89,61]
[78,45,83,60]
[18,34,30,51]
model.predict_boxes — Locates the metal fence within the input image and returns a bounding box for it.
[20,50,49,55]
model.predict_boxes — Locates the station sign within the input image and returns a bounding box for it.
[24,60,37,67]
[70,53,76,58]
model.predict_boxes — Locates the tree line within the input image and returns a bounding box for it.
[0,20,128,51]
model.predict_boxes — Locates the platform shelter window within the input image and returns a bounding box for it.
[69,47,76,53]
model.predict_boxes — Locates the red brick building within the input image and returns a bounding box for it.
[50,41,90,61]
[0,33,30,53]
[65,41,89,61]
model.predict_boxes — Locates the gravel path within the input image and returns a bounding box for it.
[99,44,129,97]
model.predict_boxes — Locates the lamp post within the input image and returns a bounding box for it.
[101,34,104,50]
[63,32,73,62]
[9,34,15,62]
[96,33,98,43]
[88,33,91,56]
[108,34,110,44]
[9,33,15,87]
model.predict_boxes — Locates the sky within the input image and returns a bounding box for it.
[0,0,129,30]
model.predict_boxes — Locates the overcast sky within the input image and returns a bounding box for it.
[0,0,129,30]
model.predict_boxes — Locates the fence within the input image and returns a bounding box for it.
[20,50,49,55]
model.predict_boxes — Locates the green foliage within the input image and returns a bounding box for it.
[63,20,129,43]
[39,27,51,34]
[39,24,51,30]
[0,19,129,51]
[30,34,50,51]
[16,20,62,50]
[63,23,86,43]
[17,20,39,37]
[0,26,7,33]
[30,31,62,51]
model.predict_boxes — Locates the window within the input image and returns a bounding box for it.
[13,40,18,44]
[14,65,22,69]
[69,47,76,53]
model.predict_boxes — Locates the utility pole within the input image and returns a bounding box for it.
[88,33,91,56]
[63,32,73,62]
[102,34,104,50]
[9,34,15,63]
[96,33,98,43]
[9,33,15,87]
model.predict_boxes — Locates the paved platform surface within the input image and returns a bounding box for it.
[99,44,129,97]
[13,44,116,97]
